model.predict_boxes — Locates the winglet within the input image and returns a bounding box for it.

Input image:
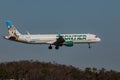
[27,31,30,35]
[57,32,61,37]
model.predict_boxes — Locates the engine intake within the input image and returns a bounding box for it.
[64,41,73,47]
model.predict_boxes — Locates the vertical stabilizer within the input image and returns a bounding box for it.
[6,21,21,40]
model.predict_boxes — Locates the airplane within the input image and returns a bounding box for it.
[2,21,101,50]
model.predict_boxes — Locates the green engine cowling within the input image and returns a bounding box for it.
[64,41,74,47]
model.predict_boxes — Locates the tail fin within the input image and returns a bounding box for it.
[6,21,21,37]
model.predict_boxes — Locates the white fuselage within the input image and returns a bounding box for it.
[4,21,101,49]
[16,34,101,44]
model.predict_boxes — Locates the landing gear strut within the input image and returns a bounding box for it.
[48,45,52,49]
[88,43,91,48]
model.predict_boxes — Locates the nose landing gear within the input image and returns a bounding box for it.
[88,43,91,48]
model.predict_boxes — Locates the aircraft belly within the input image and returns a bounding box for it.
[73,40,98,44]
[29,37,55,44]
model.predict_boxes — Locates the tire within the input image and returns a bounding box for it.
[55,46,59,50]
[48,45,52,49]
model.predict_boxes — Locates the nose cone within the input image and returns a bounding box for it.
[97,38,101,42]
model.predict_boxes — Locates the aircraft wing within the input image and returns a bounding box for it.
[52,36,65,46]
[46,40,56,44]
[46,34,65,46]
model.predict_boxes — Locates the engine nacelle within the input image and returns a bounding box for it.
[64,41,74,47]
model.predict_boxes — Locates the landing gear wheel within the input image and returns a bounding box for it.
[48,45,52,49]
[55,46,59,50]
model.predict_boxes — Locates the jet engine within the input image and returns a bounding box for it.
[64,41,74,47]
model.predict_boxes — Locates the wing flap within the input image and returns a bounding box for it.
[46,40,56,44]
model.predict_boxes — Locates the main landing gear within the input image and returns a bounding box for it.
[48,45,52,49]
[55,46,59,50]
[48,45,59,50]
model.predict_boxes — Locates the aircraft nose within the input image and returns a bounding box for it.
[97,38,101,42]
